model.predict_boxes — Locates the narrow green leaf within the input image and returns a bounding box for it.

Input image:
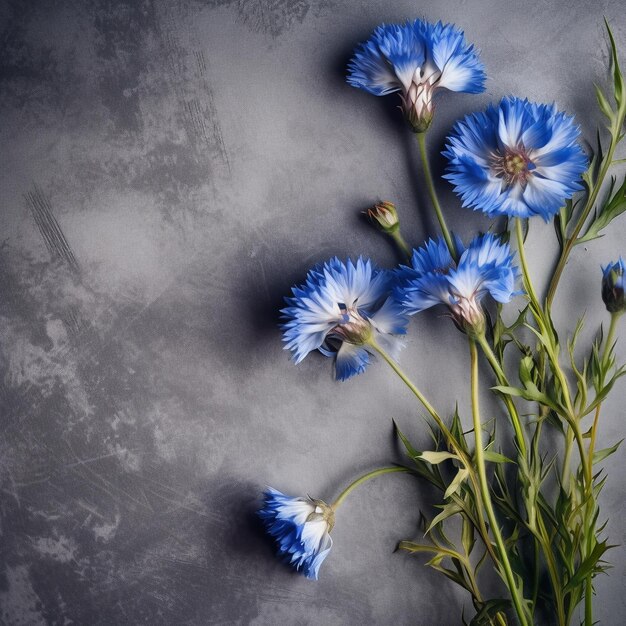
[563,539,616,593]
[444,467,470,499]
[426,501,463,533]
[420,451,459,465]
[483,450,514,464]
[595,83,614,119]
[593,439,623,464]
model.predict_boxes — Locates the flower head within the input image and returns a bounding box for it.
[347,20,486,132]
[395,233,519,334]
[443,97,588,220]
[281,257,408,380]
[259,488,334,580]
[601,257,625,314]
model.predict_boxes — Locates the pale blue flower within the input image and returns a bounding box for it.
[602,257,625,313]
[281,257,408,381]
[395,233,519,332]
[347,19,486,132]
[443,97,588,220]
[259,488,334,580]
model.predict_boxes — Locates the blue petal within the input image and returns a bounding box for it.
[280,257,408,378]
[444,96,588,220]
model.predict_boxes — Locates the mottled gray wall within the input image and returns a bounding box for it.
[0,0,625,624]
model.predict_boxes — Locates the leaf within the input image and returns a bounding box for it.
[420,451,459,465]
[492,384,561,414]
[426,502,463,533]
[483,450,514,464]
[470,600,511,626]
[563,539,616,593]
[595,83,614,119]
[605,18,624,106]
[444,467,470,499]
[461,512,475,557]
[579,174,626,243]
[593,439,623,464]
[393,419,420,459]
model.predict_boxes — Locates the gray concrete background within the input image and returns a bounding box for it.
[0,0,625,624]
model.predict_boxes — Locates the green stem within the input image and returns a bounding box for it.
[469,339,530,626]
[561,428,574,489]
[370,339,450,438]
[515,219,542,314]
[370,338,502,568]
[331,466,410,510]
[390,229,412,260]
[535,509,567,626]
[416,132,457,261]
[545,129,621,311]
[476,333,527,457]
[583,312,621,625]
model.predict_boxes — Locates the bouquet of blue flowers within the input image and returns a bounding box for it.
[258,17,626,626]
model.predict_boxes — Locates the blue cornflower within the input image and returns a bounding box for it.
[443,97,588,220]
[281,257,408,381]
[601,257,625,314]
[395,233,519,333]
[347,19,486,132]
[259,488,334,580]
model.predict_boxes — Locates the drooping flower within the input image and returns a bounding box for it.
[347,20,486,132]
[259,488,334,580]
[395,233,519,334]
[443,97,588,220]
[601,257,625,314]
[281,257,408,381]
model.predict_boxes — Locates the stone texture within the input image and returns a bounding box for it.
[0,0,625,624]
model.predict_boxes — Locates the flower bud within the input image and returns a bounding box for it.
[602,258,625,314]
[366,201,400,234]
[403,86,435,133]
[449,296,486,337]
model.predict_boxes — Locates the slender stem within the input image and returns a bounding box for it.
[561,428,574,489]
[416,132,457,261]
[476,333,527,457]
[370,340,449,437]
[587,313,620,478]
[515,219,542,314]
[545,132,620,311]
[331,466,410,510]
[469,339,529,626]
[371,338,501,567]
[390,229,412,260]
[535,510,567,626]
[583,312,621,624]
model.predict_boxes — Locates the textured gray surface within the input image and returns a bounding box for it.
[1,0,625,624]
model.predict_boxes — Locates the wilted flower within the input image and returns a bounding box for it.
[281,257,408,380]
[347,20,486,132]
[602,257,625,314]
[259,488,334,580]
[395,233,519,334]
[367,201,400,233]
[443,97,588,220]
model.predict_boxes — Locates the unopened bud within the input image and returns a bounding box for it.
[601,258,625,314]
[367,201,400,234]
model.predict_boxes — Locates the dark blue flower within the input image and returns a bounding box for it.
[602,257,625,313]
[259,488,334,580]
[443,97,588,220]
[281,257,408,381]
[395,233,520,333]
[347,20,486,132]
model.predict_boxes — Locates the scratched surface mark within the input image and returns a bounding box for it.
[1,0,625,624]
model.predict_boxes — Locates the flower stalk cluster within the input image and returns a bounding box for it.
[257,17,626,626]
